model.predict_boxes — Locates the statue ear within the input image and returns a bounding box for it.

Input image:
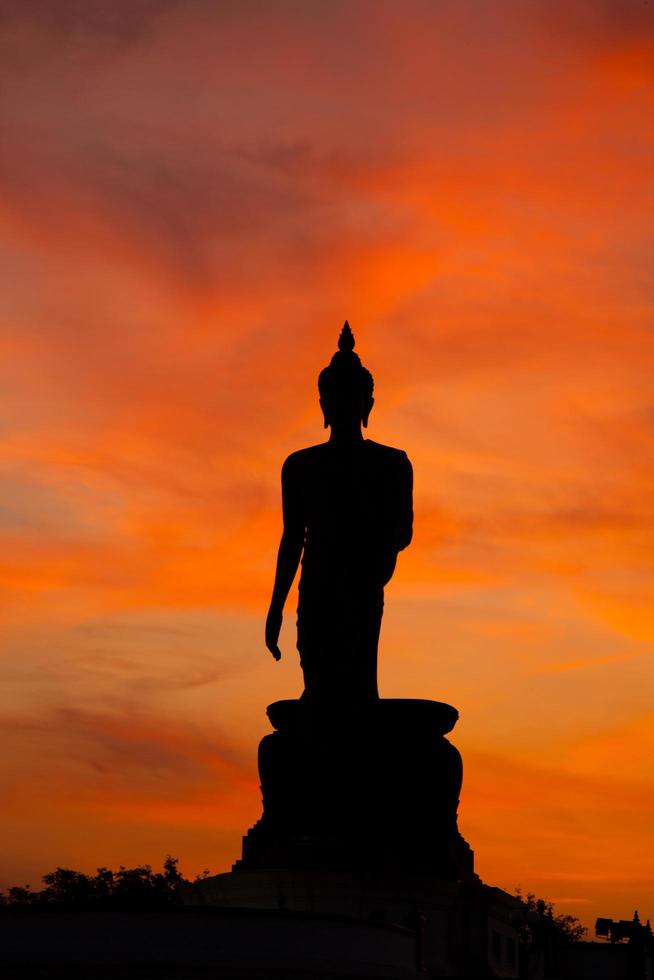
[362,396,374,428]
[319,397,330,429]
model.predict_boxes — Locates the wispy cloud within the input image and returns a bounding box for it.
[1,0,653,925]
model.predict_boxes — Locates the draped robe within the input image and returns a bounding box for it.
[281,439,413,702]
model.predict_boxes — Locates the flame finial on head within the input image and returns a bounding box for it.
[338,321,355,353]
[318,320,374,406]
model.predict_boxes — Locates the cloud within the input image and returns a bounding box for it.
[462,747,654,923]
[0,700,260,890]
[0,702,256,825]
[1,0,653,924]
[530,0,654,50]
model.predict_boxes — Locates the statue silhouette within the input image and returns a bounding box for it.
[265,322,413,702]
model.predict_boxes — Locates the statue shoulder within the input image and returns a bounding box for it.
[365,440,412,468]
[282,444,328,474]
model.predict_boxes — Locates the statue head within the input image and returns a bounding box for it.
[318,322,374,430]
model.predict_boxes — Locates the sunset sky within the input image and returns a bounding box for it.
[1,0,653,927]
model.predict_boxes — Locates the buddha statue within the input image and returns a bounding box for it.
[265,322,413,703]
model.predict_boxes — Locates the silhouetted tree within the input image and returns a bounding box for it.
[513,891,586,980]
[4,885,34,907]
[516,890,587,945]
[0,856,187,910]
[41,868,96,906]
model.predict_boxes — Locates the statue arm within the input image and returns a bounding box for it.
[396,453,414,551]
[265,457,305,661]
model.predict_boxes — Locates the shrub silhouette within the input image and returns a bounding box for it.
[1,856,186,910]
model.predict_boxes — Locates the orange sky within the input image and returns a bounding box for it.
[1,0,653,928]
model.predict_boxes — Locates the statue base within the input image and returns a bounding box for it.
[236,698,475,881]
[182,700,522,977]
[185,868,520,977]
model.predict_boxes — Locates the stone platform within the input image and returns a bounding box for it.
[186,869,521,977]
[236,698,474,880]
[182,698,521,977]
[1,906,420,979]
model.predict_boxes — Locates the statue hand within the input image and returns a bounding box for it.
[265,605,282,661]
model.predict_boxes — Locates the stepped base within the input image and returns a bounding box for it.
[184,868,521,977]
[239,698,474,880]
[180,699,523,976]
[1,907,420,979]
